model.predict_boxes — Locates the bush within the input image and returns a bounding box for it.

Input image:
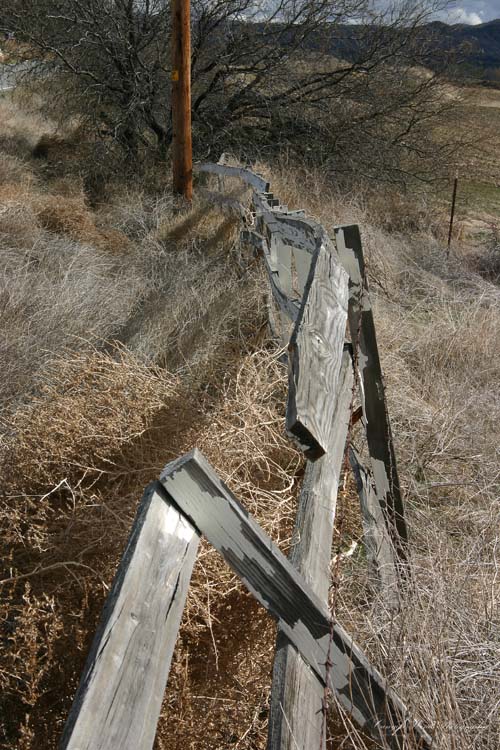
[2,0,464,186]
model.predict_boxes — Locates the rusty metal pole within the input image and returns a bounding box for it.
[171,0,192,200]
[447,173,458,257]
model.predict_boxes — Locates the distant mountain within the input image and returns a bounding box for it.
[287,18,500,81]
[426,19,500,72]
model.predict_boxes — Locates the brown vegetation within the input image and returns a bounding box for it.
[0,93,499,750]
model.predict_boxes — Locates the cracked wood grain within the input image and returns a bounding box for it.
[252,198,323,255]
[286,239,349,459]
[60,482,199,750]
[160,450,432,750]
[195,162,269,193]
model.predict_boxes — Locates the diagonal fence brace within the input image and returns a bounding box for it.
[161,449,432,750]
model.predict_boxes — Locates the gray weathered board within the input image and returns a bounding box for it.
[286,240,349,459]
[349,446,399,607]
[268,349,354,750]
[160,449,432,749]
[335,225,409,566]
[195,162,269,193]
[252,192,323,255]
[60,482,200,750]
[243,181,351,460]
[241,229,302,322]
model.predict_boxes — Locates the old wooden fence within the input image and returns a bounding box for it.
[59,161,431,750]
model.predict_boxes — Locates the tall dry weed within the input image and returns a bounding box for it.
[334,209,500,750]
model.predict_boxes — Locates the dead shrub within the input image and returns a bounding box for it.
[34,193,98,240]
[1,347,180,497]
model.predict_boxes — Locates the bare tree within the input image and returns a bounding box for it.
[1,0,464,184]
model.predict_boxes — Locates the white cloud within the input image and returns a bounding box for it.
[448,8,484,24]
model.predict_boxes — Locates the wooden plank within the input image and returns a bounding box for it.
[275,238,293,297]
[268,349,353,750]
[274,238,295,347]
[252,195,319,254]
[287,350,354,600]
[160,450,432,750]
[266,224,280,271]
[335,224,409,566]
[291,246,311,297]
[286,240,349,459]
[195,162,269,193]
[261,252,301,323]
[349,446,399,608]
[61,482,200,750]
[241,230,301,323]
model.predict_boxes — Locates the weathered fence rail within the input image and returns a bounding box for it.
[269,348,353,750]
[60,160,431,750]
[60,483,200,750]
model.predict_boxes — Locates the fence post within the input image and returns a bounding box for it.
[447,173,458,258]
[268,349,353,750]
[60,482,199,750]
[335,225,409,575]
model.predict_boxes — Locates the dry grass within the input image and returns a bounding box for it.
[1,97,499,750]
[0,111,263,416]
[0,98,285,749]
[0,347,182,746]
[316,192,498,748]
[0,345,300,749]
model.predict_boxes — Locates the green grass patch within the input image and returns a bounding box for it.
[460,180,500,218]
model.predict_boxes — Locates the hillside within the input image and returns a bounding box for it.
[434,18,500,71]
[0,88,499,750]
[276,18,500,81]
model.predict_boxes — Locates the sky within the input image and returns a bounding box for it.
[444,1,499,24]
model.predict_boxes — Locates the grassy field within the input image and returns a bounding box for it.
[451,85,500,231]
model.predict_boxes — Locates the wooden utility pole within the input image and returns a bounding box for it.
[447,173,458,257]
[171,0,192,200]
